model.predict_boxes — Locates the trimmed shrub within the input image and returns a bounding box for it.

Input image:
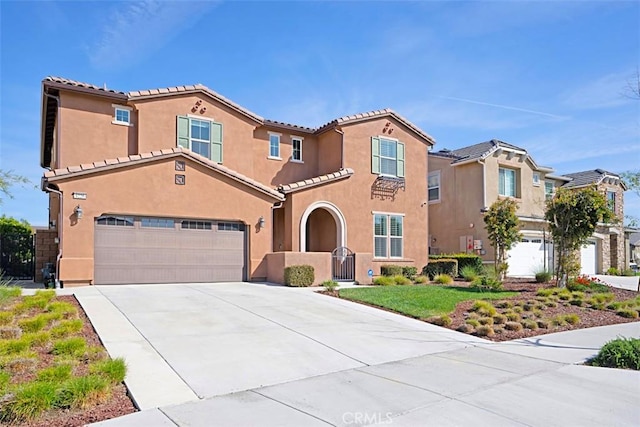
[425,315,452,327]
[616,308,639,319]
[457,324,474,333]
[422,259,458,279]
[565,314,580,325]
[465,319,480,327]
[380,265,403,277]
[536,319,550,329]
[478,316,494,326]
[493,313,507,325]
[589,337,640,370]
[606,267,619,276]
[495,300,512,309]
[402,266,418,280]
[433,274,453,285]
[393,275,412,286]
[373,276,396,286]
[284,265,314,287]
[522,319,538,330]
[430,253,483,276]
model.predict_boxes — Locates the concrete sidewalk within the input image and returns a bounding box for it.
[594,274,640,291]
[53,283,638,427]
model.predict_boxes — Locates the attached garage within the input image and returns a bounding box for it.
[94,216,246,285]
[580,241,597,275]
[507,236,553,277]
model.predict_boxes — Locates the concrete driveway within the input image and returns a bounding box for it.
[67,283,640,427]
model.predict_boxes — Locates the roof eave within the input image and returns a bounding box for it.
[43,80,128,101]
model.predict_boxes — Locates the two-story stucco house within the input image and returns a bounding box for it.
[428,140,626,277]
[39,77,434,286]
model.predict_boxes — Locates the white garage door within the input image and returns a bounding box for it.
[94,216,246,285]
[580,241,597,275]
[507,237,553,277]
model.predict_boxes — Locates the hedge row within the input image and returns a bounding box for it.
[284,265,314,287]
[380,265,418,280]
[422,259,458,279]
[429,253,482,276]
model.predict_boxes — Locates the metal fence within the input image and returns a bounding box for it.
[332,246,354,281]
[0,233,35,279]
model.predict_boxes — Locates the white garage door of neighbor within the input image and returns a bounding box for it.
[580,241,597,275]
[94,216,246,285]
[507,237,552,277]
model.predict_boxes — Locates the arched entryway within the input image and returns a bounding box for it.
[300,201,346,252]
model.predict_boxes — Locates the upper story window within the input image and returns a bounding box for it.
[428,171,440,203]
[499,167,517,197]
[371,137,405,178]
[291,137,303,162]
[545,180,555,200]
[607,190,616,211]
[177,116,223,163]
[269,132,281,159]
[374,213,403,258]
[532,172,540,186]
[112,105,132,126]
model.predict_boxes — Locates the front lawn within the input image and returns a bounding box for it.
[338,285,517,319]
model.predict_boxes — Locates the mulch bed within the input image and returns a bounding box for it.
[9,295,137,427]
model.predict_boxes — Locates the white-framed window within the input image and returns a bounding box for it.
[532,172,540,186]
[607,190,616,211]
[112,105,132,126]
[177,116,223,163]
[373,213,403,258]
[269,132,281,159]
[545,180,555,200]
[291,137,303,162]
[371,137,405,178]
[428,171,440,203]
[499,167,517,197]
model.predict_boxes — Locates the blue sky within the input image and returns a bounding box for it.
[1,0,639,226]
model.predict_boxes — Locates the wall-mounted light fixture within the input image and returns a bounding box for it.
[74,205,83,219]
[258,216,265,229]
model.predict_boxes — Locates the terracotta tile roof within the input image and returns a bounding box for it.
[277,168,354,194]
[263,119,316,134]
[43,76,127,98]
[315,108,435,144]
[128,84,264,124]
[44,147,285,201]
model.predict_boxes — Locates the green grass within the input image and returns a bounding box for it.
[36,364,73,382]
[50,319,83,338]
[56,375,110,409]
[338,285,516,318]
[89,358,126,384]
[0,286,21,304]
[51,337,87,358]
[0,381,58,423]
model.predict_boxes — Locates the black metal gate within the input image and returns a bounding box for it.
[332,246,354,281]
[0,233,35,279]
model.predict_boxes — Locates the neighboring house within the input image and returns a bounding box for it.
[626,231,640,267]
[39,77,434,286]
[428,140,626,277]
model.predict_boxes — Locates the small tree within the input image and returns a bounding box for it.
[545,187,614,287]
[0,169,30,204]
[483,198,521,280]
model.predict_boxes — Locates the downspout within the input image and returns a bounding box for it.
[43,91,61,169]
[271,201,284,252]
[335,128,345,170]
[42,181,63,289]
[481,159,487,209]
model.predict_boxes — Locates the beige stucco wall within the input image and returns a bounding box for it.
[266,252,331,285]
[51,155,277,285]
[58,92,134,168]
[286,117,430,274]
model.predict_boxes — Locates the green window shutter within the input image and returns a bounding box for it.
[177,116,190,149]
[211,121,223,163]
[397,142,405,178]
[371,137,380,174]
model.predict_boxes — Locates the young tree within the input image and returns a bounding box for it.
[622,170,640,227]
[0,169,30,204]
[545,187,615,287]
[483,198,521,280]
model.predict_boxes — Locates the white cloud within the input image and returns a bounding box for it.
[88,1,219,71]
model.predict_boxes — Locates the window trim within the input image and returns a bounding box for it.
[291,136,303,163]
[372,136,405,178]
[190,118,212,159]
[532,172,541,186]
[177,116,223,163]
[373,212,404,259]
[112,104,133,126]
[428,170,441,203]
[498,167,517,198]
[379,137,398,177]
[544,180,555,200]
[268,132,281,160]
